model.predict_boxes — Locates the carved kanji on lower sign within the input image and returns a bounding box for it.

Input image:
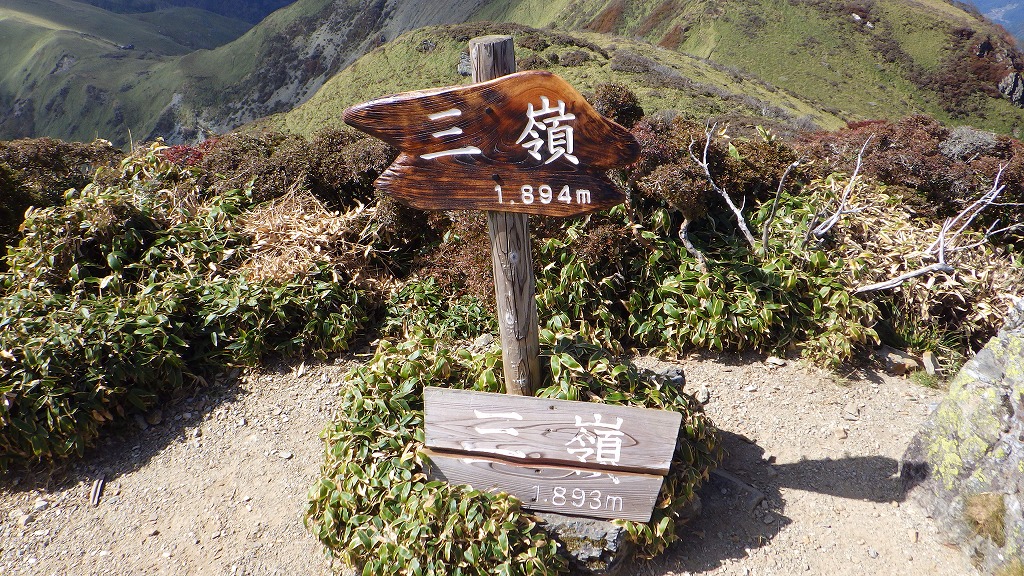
[342,70,640,217]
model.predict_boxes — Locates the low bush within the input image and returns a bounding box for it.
[306,325,721,575]
[592,83,644,129]
[0,143,367,470]
[0,137,120,256]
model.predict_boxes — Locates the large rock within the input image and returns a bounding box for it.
[901,297,1024,575]
[536,512,632,575]
[536,495,702,575]
[999,72,1024,108]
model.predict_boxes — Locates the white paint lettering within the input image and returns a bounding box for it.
[427,108,462,120]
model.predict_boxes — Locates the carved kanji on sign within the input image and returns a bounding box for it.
[342,70,640,217]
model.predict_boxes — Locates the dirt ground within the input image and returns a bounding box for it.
[0,348,975,576]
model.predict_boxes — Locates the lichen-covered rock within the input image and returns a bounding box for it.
[536,512,632,575]
[536,495,702,575]
[902,297,1024,575]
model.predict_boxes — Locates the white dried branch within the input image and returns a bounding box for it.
[855,164,1018,294]
[927,165,1006,254]
[853,262,955,294]
[762,158,803,247]
[688,123,758,248]
[811,136,872,240]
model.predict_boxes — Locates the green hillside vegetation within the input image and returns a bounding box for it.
[467,0,1024,133]
[0,0,258,143]
[76,0,296,23]
[124,8,252,50]
[264,23,845,137]
[6,0,1024,145]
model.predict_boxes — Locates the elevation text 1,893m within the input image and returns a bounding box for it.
[495,184,592,205]
[530,485,624,512]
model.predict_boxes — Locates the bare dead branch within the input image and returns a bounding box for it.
[678,217,708,271]
[927,165,1006,255]
[854,263,955,294]
[855,164,1018,294]
[811,136,872,241]
[762,158,803,247]
[688,123,759,249]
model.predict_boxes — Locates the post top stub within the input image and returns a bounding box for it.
[468,34,514,46]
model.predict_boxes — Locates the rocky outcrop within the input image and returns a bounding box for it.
[902,297,1024,575]
[999,72,1024,108]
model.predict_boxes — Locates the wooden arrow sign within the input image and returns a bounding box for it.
[343,70,640,217]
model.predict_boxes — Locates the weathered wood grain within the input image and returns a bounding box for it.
[472,35,540,396]
[487,209,540,395]
[421,449,664,522]
[423,387,682,474]
[342,69,640,217]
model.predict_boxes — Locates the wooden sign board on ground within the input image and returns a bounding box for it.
[421,449,663,523]
[423,387,681,522]
[424,387,681,474]
[343,70,640,217]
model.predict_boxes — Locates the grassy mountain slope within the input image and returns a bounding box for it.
[0,0,259,142]
[128,8,252,50]
[75,0,297,23]
[265,23,844,137]
[5,0,1024,145]
[467,0,1024,134]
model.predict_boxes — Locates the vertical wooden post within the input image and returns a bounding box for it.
[470,35,540,397]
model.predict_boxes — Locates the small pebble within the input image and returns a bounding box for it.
[278,451,293,460]
[145,410,163,426]
[696,387,711,404]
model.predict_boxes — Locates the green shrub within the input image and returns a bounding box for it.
[0,137,120,257]
[0,143,367,469]
[381,277,495,340]
[532,199,879,367]
[306,327,721,574]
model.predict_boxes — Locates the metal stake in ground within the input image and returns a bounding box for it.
[470,35,539,397]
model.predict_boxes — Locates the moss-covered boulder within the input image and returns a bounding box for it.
[902,297,1024,575]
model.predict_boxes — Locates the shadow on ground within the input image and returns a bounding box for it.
[0,350,352,501]
[624,430,902,575]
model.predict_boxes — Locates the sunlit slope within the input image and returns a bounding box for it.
[264,24,846,137]
[468,0,1024,133]
[0,0,254,143]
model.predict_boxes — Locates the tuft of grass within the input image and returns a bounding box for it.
[965,492,1007,547]
[909,371,941,390]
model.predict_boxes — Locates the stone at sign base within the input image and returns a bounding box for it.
[901,297,1024,575]
[537,495,702,575]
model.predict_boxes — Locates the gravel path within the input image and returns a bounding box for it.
[0,350,975,575]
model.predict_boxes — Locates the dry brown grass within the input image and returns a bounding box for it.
[239,185,374,284]
[965,492,1007,547]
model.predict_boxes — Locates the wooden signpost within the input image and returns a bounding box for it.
[421,387,680,522]
[343,36,681,524]
[342,68,640,217]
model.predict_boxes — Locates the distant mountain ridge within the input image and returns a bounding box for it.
[4,0,1024,146]
[969,0,1024,44]
[74,0,297,24]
